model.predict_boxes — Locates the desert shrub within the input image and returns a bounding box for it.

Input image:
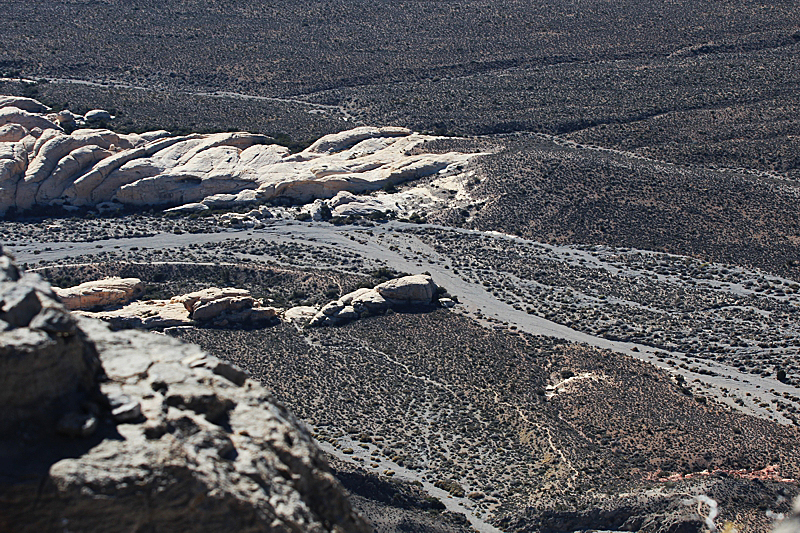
[433,479,465,497]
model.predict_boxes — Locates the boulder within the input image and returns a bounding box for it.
[191,296,258,322]
[172,287,251,313]
[439,297,456,308]
[321,301,346,316]
[302,198,330,220]
[333,305,359,320]
[164,202,209,215]
[284,306,319,323]
[170,287,279,326]
[54,110,77,125]
[333,196,389,217]
[84,109,112,122]
[0,247,370,533]
[375,274,437,304]
[329,190,359,208]
[308,275,442,327]
[339,287,373,305]
[351,289,389,313]
[54,278,145,311]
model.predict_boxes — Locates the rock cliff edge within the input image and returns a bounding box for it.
[0,244,370,533]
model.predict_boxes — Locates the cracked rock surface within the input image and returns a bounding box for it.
[0,96,480,215]
[0,245,369,533]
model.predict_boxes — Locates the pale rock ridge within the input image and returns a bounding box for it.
[0,96,50,114]
[53,277,145,311]
[73,285,280,329]
[75,299,191,330]
[0,106,60,133]
[0,246,370,533]
[0,95,481,215]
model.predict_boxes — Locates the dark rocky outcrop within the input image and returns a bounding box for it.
[0,244,369,533]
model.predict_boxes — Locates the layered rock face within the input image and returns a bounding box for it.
[0,96,479,215]
[0,247,369,533]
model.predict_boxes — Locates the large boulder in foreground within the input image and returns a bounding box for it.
[0,246,369,533]
[0,250,100,430]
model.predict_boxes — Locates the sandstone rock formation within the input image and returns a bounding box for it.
[307,274,442,327]
[283,305,319,324]
[0,96,481,215]
[172,287,280,326]
[0,245,370,533]
[74,299,191,330]
[374,274,437,305]
[0,96,50,114]
[53,277,145,310]
[73,285,280,330]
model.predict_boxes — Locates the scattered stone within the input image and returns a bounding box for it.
[439,297,456,308]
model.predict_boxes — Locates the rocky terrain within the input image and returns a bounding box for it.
[4,0,800,531]
[0,245,368,532]
[7,209,800,531]
[0,96,480,217]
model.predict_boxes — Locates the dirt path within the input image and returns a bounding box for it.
[10,219,799,425]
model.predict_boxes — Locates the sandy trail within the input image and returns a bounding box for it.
[10,219,799,424]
